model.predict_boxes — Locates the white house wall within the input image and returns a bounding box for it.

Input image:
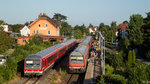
[0,25,8,32]
[20,26,30,36]
[89,28,94,33]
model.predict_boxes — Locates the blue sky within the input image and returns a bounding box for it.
[0,0,150,27]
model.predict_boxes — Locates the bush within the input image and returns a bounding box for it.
[29,36,43,45]
[146,65,150,79]
[105,51,124,69]
[104,74,127,84]
[97,75,105,84]
[127,63,148,84]
[105,65,114,74]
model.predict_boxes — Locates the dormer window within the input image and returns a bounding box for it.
[46,24,47,27]
[39,24,40,27]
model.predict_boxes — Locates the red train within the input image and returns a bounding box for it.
[24,39,76,76]
[69,36,93,73]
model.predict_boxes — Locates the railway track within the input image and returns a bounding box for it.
[67,74,79,84]
[23,77,40,84]
[77,73,85,84]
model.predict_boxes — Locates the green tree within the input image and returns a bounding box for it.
[99,24,111,42]
[128,50,132,68]
[0,20,5,25]
[140,12,150,59]
[11,24,24,33]
[127,14,144,48]
[119,37,130,51]
[110,21,117,41]
[60,22,72,37]
[129,14,143,29]
[88,23,93,28]
[73,24,88,38]
[24,21,30,26]
[53,13,67,23]
[29,36,43,45]
[123,21,128,24]
[103,74,127,84]
[74,29,82,39]
[81,24,86,36]
[105,51,123,69]
[99,23,105,31]
[128,50,135,68]
[0,21,14,54]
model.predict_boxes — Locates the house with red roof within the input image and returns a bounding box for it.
[118,23,128,32]
[15,13,63,45]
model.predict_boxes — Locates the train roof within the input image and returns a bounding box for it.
[81,36,92,45]
[26,39,76,59]
[54,39,76,49]
[26,54,41,59]
[70,45,87,57]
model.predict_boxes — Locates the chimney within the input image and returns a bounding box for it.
[39,13,42,17]
[43,13,46,16]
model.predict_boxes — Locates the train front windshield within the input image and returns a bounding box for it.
[70,55,84,64]
[25,59,41,69]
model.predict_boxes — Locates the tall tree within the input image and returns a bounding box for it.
[60,22,72,37]
[99,23,105,31]
[53,13,67,23]
[81,24,86,36]
[127,14,144,48]
[110,21,117,42]
[128,49,135,68]
[141,12,150,59]
[129,14,143,29]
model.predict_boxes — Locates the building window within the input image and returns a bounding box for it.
[23,40,26,43]
[36,30,39,34]
[39,24,40,27]
[48,30,50,35]
[46,24,47,27]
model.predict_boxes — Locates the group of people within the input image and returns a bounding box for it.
[91,41,100,58]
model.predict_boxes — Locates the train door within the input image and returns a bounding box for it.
[44,58,46,69]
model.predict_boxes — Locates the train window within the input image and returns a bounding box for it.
[48,53,57,63]
[25,59,41,69]
[70,56,84,64]
[34,60,40,64]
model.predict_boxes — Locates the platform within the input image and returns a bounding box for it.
[84,57,101,84]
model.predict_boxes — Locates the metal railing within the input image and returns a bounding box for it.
[97,32,105,75]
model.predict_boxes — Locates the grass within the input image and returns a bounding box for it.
[2,49,15,56]
[59,68,67,78]
[49,70,63,84]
